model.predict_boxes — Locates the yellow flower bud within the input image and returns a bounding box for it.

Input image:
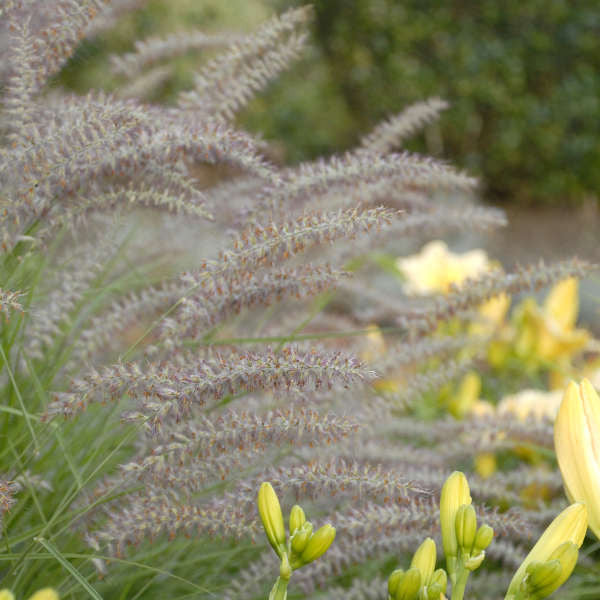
[393,567,421,600]
[27,591,59,600]
[440,471,472,580]
[410,537,436,581]
[529,541,579,599]
[258,482,287,558]
[425,569,448,600]
[0,591,15,600]
[290,522,312,555]
[506,503,587,599]
[523,560,562,598]
[473,524,494,553]
[455,505,477,554]
[300,524,335,565]
[388,569,405,597]
[554,379,600,538]
[289,505,306,536]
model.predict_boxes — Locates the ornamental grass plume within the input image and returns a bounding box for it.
[0,1,596,598]
[554,379,600,538]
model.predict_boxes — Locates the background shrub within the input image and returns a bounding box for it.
[266,0,600,205]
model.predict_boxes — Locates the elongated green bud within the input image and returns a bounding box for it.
[455,504,477,554]
[289,505,306,536]
[388,569,404,597]
[300,524,336,564]
[258,482,286,558]
[411,537,436,581]
[291,522,312,555]
[474,524,494,552]
[393,568,421,600]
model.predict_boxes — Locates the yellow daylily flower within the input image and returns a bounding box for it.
[497,388,563,422]
[473,452,497,479]
[554,379,600,538]
[470,293,511,336]
[513,278,589,368]
[396,241,491,296]
[505,503,587,599]
[26,591,58,600]
[360,324,386,363]
[447,371,481,418]
[544,277,578,330]
[0,590,59,600]
[469,400,495,418]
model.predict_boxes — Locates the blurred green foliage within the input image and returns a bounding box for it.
[61,0,600,205]
[270,0,600,204]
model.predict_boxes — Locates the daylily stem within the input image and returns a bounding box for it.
[268,576,288,600]
[451,569,469,600]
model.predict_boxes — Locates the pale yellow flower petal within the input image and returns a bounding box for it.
[470,293,511,336]
[26,590,59,600]
[555,380,600,538]
[498,389,563,422]
[470,400,495,418]
[544,277,578,330]
[397,241,492,296]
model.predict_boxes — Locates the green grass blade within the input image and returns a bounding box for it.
[34,537,103,600]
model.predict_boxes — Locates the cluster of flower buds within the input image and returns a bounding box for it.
[387,538,447,600]
[258,482,336,600]
[440,471,493,593]
[384,460,588,600]
[504,503,587,600]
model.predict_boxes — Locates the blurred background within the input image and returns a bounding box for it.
[58,0,600,314]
